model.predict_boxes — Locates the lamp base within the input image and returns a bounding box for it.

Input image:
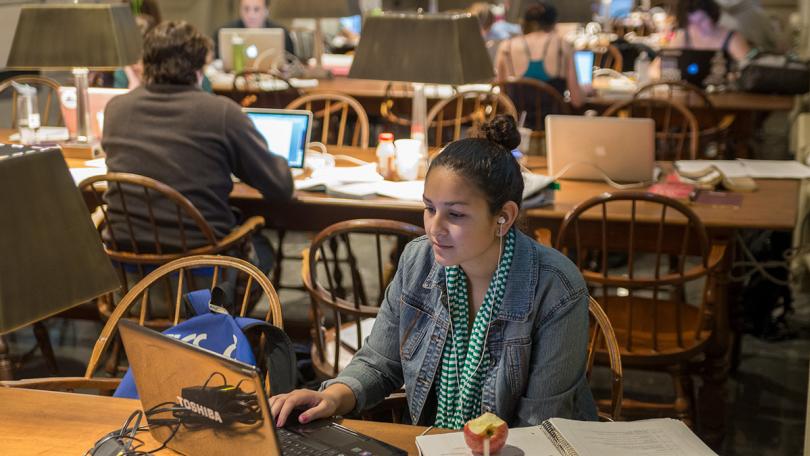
[60,140,102,160]
[301,64,333,80]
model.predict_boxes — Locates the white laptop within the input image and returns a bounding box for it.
[243,108,312,169]
[59,87,128,139]
[545,115,656,183]
[219,28,286,72]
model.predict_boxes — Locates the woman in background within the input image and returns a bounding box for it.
[494,2,584,108]
[669,0,751,65]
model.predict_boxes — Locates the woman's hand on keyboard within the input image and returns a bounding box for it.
[270,383,355,427]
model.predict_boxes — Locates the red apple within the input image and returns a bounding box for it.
[463,412,509,454]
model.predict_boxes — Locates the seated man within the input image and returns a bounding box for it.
[102,21,293,274]
[213,0,295,59]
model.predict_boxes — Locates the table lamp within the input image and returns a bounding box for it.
[0,149,120,379]
[6,4,142,144]
[349,12,494,160]
[269,0,361,70]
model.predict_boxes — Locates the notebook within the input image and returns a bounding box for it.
[546,115,655,184]
[118,319,407,456]
[416,417,717,456]
[58,87,128,140]
[219,28,286,72]
[244,108,312,168]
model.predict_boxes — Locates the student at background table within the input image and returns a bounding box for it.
[212,0,295,59]
[270,116,596,428]
[495,2,584,108]
[102,21,293,275]
[114,14,213,92]
[668,0,751,67]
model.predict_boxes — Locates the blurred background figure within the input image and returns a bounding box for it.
[669,0,751,64]
[213,0,295,59]
[716,0,789,53]
[495,2,584,107]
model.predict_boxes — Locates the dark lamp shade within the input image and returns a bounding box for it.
[270,0,361,18]
[349,13,494,85]
[0,150,119,335]
[7,4,142,70]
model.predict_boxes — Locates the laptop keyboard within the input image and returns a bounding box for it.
[277,428,347,456]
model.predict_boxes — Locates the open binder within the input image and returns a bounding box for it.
[416,418,717,456]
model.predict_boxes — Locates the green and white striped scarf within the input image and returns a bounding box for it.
[434,228,516,430]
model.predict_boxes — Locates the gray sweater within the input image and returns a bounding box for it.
[102,84,293,251]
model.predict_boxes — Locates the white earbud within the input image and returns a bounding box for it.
[497,216,506,236]
[497,216,506,224]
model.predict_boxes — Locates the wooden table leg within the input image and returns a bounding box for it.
[0,335,14,381]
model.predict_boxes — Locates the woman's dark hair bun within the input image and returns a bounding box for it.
[479,115,521,151]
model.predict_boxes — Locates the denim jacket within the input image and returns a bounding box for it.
[322,229,597,426]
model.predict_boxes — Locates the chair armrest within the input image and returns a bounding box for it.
[91,206,106,230]
[706,242,727,272]
[301,247,312,290]
[211,216,266,253]
[718,114,735,131]
[534,228,553,247]
[1,376,121,392]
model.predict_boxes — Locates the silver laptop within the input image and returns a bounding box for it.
[118,319,406,456]
[219,28,286,72]
[545,115,655,183]
[244,108,312,169]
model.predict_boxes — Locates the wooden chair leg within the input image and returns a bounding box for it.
[671,366,694,428]
[104,336,122,378]
[272,229,288,287]
[0,335,14,380]
[32,322,58,375]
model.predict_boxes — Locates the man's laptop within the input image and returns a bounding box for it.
[219,28,286,72]
[118,319,407,456]
[58,87,128,139]
[658,48,716,87]
[546,115,655,183]
[244,108,312,169]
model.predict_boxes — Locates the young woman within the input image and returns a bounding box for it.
[669,0,751,65]
[270,116,596,429]
[494,3,584,108]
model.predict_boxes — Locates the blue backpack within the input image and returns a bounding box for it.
[114,286,297,398]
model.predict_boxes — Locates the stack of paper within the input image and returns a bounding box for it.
[675,160,810,180]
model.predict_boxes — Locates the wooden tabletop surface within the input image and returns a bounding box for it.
[0,388,434,455]
[8,129,799,233]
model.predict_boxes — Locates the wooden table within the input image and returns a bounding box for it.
[0,388,431,455]
[213,76,796,160]
[212,76,796,114]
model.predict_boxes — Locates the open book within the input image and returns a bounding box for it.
[415,418,717,456]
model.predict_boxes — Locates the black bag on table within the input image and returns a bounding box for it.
[738,51,810,95]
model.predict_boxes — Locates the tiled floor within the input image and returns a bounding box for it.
[5,230,809,455]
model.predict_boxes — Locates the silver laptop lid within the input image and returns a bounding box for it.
[243,108,312,168]
[118,320,283,456]
[545,115,655,183]
[219,28,286,72]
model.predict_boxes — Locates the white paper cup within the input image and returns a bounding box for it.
[518,127,532,154]
[394,139,421,181]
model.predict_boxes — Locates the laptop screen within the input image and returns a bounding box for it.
[244,109,311,168]
[574,50,594,86]
[609,0,634,18]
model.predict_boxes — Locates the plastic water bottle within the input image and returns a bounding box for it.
[376,132,396,180]
[634,51,651,85]
[11,81,40,144]
[231,34,245,73]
